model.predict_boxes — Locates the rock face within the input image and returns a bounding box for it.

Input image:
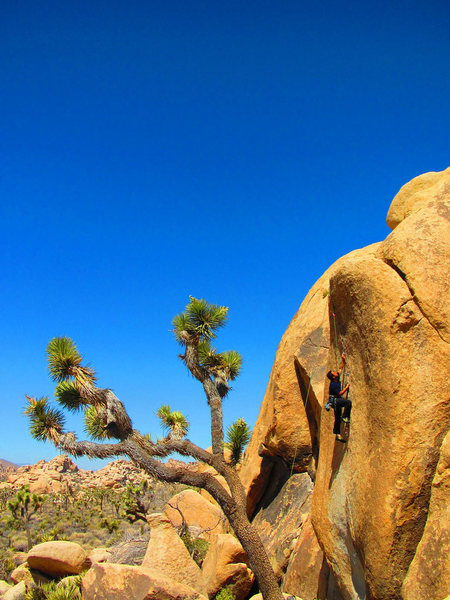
[241,168,450,600]
[201,534,254,600]
[252,473,314,580]
[82,562,208,600]
[27,541,90,577]
[141,513,206,595]
[401,430,450,600]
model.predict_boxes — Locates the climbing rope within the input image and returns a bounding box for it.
[332,307,350,383]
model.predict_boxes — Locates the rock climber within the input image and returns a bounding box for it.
[326,353,351,442]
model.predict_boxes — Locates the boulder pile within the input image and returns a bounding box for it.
[0,455,155,494]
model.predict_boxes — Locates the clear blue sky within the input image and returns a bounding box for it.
[1,1,449,469]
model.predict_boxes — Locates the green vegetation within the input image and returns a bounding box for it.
[0,480,187,563]
[180,528,209,567]
[215,586,236,600]
[25,579,82,600]
[225,418,251,465]
[7,486,44,550]
[156,404,190,440]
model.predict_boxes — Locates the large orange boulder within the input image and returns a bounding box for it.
[82,562,208,600]
[241,168,450,599]
[27,541,90,577]
[311,169,450,600]
[142,513,206,595]
[201,534,254,600]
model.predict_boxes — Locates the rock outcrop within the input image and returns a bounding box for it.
[401,430,450,600]
[240,168,450,600]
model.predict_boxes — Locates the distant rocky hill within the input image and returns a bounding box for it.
[0,454,192,494]
[0,459,19,481]
[0,459,19,471]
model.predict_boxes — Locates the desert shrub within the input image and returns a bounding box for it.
[180,530,209,567]
[25,579,81,600]
[108,527,150,565]
[215,586,236,600]
[48,580,81,600]
[0,551,15,581]
[100,518,119,534]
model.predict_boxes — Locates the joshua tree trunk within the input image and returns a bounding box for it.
[25,519,32,552]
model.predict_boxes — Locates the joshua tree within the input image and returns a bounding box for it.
[225,418,251,465]
[7,486,44,550]
[25,297,283,600]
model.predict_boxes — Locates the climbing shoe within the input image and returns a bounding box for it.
[342,418,350,423]
[336,436,346,443]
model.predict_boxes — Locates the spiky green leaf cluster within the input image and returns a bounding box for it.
[25,580,81,600]
[83,406,109,440]
[47,337,83,382]
[225,418,251,464]
[198,341,224,370]
[47,336,96,385]
[173,297,228,343]
[156,404,190,438]
[24,396,65,443]
[55,381,84,412]
[220,350,242,380]
[197,342,242,380]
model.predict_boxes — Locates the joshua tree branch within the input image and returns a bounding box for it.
[136,436,215,465]
[123,438,237,512]
[56,433,128,458]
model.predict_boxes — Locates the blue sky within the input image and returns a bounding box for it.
[1,1,449,469]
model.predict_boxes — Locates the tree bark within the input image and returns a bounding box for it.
[225,505,284,600]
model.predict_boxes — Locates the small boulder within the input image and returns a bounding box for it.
[0,580,12,595]
[3,581,26,600]
[10,564,50,586]
[82,563,208,600]
[201,534,254,600]
[27,541,90,577]
[88,548,112,564]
